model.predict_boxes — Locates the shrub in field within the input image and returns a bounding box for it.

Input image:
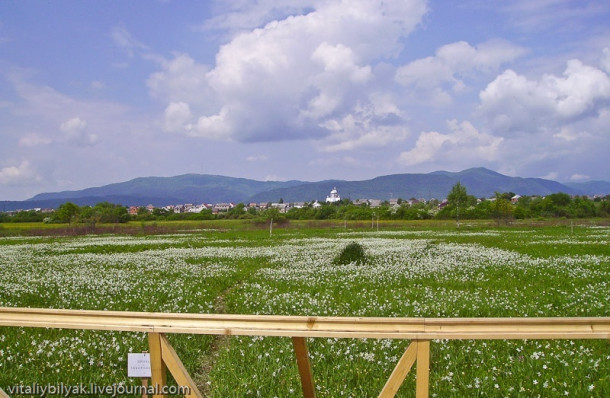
[334,241,367,265]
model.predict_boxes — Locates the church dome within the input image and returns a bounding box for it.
[326,187,341,203]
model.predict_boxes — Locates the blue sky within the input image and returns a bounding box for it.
[1,0,609,200]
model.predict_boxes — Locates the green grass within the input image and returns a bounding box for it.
[0,221,608,396]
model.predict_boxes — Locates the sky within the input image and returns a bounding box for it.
[1,0,609,201]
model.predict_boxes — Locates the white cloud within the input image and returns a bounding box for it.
[301,42,373,119]
[0,160,40,185]
[317,96,409,152]
[151,0,427,143]
[5,75,136,154]
[472,121,607,184]
[89,80,106,91]
[60,117,98,146]
[479,57,610,133]
[246,155,268,162]
[19,133,52,147]
[323,125,409,152]
[552,126,591,142]
[320,117,409,152]
[395,40,526,104]
[147,54,211,105]
[110,25,148,57]
[570,173,590,181]
[311,42,372,83]
[163,102,193,133]
[190,106,233,140]
[398,120,503,166]
[60,117,87,134]
[540,171,559,181]
[399,131,449,166]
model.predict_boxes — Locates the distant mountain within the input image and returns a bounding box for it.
[26,174,304,207]
[429,168,581,197]
[565,181,610,196]
[1,168,607,212]
[249,168,587,202]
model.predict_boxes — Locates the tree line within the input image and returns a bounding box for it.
[0,202,130,224]
[1,186,608,224]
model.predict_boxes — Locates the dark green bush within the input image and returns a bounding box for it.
[334,242,367,265]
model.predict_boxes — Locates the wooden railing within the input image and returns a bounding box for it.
[0,307,608,398]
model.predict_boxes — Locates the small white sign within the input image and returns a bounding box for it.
[128,353,152,378]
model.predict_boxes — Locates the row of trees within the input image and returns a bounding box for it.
[0,202,130,225]
[441,183,609,223]
[1,187,609,224]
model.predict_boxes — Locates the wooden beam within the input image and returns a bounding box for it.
[1,307,608,340]
[148,332,167,398]
[378,341,418,398]
[416,340,430,398]
[159,334,203,398]
[292,337,316,398]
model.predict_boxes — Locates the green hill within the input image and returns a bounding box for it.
[249,168,583,202]
[27,174,304,206]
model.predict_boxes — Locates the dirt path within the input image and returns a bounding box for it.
[193,283,241,396]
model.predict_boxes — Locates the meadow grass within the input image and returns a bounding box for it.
[0,221,608,396]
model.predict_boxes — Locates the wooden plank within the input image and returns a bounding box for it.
[378,341,418,398]
[0,386,9,398]
[159,334,203,398]
[415,340,430,398]
[3,307,607,326]
[148,333,167,398]
[0,307,608,340]
[292,337,316,398]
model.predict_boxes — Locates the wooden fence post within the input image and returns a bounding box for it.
[415,340,430,398]
[148,332,167,398]
[292,337,316,398]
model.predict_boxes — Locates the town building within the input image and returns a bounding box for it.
[326,187,341,203]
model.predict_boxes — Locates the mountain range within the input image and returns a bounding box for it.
[2,168,609,212]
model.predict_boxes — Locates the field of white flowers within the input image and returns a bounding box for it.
[0,224,608,397]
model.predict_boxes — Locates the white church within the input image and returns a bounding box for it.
[326,187,341,203]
